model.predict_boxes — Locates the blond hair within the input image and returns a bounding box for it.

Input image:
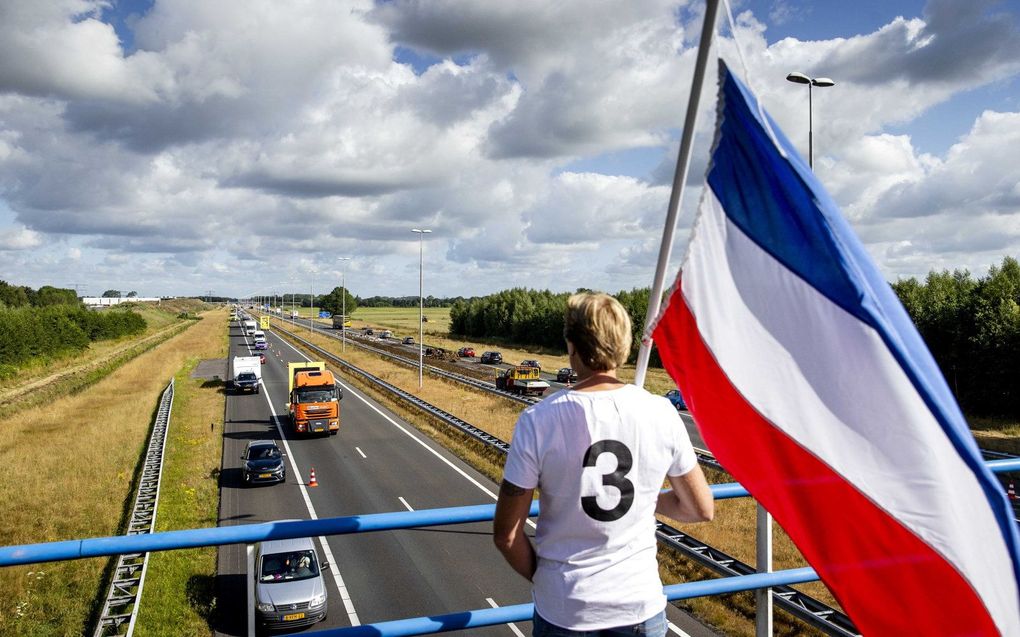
[564,292,632,371]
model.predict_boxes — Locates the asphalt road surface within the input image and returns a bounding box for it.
[217,318,717,637]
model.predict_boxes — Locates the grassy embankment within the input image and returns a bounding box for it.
[133,310,228,636]
[0,307,224,637]
[269,317,827,637]
[0,300,210,421]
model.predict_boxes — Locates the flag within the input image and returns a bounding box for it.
[651,61,1020,635]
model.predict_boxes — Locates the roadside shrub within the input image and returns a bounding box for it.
[0,306,146,369]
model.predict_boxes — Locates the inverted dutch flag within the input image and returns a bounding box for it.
[652,61,1020,635]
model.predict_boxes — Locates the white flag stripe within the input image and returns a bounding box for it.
[681,188,1020,632]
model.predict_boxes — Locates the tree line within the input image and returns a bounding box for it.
[449,258,1020,418]
[0,281,147,375]
[450,287,656,364]
[892,256,1020,418]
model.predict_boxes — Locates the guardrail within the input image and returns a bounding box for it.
[93,378,175,637]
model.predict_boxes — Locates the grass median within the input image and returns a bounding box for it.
[133,317,228,636]
[0,308,224,637]
[271,319,831,637]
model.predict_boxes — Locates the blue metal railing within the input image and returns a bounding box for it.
[2,458,1016,637]
[4,459,1016,568]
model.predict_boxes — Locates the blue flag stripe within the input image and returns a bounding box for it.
[706,61,1020,580]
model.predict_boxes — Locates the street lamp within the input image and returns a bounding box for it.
[785,72,834,169]
[411,228,432,389]
[337,257,351,353]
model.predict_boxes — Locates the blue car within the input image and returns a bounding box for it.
[665,389,686,412]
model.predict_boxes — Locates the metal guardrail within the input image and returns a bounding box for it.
[270,322,861,635]
[93,378,175,637]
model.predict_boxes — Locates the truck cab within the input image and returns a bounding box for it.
[287,362,342,435]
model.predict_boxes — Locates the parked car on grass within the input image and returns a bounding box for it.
[241,440,285,485]
[665,389,687,412]
[520,359,541,370]
[556,367,578,383]
[255,536,328,632]
[457,347,475,357]
[480,351,503,364]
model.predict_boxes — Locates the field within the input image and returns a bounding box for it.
[0,308,223,636]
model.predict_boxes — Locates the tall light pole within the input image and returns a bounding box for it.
[785,72,834,169]
[411,228,431,389]
[337,257,351,352]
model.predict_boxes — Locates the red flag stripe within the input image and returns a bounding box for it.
[654,292,1000,635]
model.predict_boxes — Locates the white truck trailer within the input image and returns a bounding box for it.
[232,355,262,394]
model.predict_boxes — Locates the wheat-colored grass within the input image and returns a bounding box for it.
[0,309,222,636]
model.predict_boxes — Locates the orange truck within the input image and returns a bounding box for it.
[287,362,342,435]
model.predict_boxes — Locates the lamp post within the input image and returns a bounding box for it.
[411,228,431,389]
[337,257,351,353]
[785,72,834,169]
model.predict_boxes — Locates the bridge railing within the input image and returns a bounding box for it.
[2,459,1017,636]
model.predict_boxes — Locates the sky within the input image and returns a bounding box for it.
[1,0,1019,300]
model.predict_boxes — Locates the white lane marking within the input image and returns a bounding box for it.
[355,446,367,459]
[398,497,414,511]
[274,329,538,528]
[257,378,360,626]
[484,598,526,637]
[667,621,691,635]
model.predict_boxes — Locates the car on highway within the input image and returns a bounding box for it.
[364,328,374,335]
[255,536,328,632]
[556,367,578,383]
[457,347,475,357]
[402,336,415,345]
[665,389,687,412]
[520,359,541,370]
[259,353,267,364]
[241,440,286,485]
[479,351,503,364]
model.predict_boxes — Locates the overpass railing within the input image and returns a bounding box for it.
[2,458,1018,636]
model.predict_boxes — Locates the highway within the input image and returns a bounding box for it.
[216,318,716,636]
[285,315,708,451]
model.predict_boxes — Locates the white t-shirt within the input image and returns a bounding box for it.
[502,384,697,631]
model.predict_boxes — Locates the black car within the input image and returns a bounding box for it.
[520,359,541,370]
[241,440,286,485]
[480,351,503,364]
[556,367,578,383]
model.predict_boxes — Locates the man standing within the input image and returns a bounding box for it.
[494,292,714,636]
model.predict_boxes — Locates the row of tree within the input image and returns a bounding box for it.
[892,257,1020,417]
[449,288,656,364]
[0,305,146,370]
[0,281,79,308]
[449,258,1020,418]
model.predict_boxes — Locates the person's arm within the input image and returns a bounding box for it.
[656,464,714,523]
[493,479,537,581]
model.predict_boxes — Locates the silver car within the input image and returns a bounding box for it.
[255,537,329,632]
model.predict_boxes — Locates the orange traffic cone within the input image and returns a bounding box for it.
[1008,482,1016,501]
[308,467,319,488]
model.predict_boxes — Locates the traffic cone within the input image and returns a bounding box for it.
[1008,482,1016,501]
[308,467,319,488]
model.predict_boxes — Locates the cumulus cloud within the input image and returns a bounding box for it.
[0,0,1017,296]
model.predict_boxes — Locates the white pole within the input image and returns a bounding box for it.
[633,0,721,388]
[342,268,346,353]
[418,232,424,389]
[411,228,431,390]
[756,504,774,637]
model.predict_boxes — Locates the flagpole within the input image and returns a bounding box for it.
[634,0,721,389]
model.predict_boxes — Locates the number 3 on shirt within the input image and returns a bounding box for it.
[581,440,635,521]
